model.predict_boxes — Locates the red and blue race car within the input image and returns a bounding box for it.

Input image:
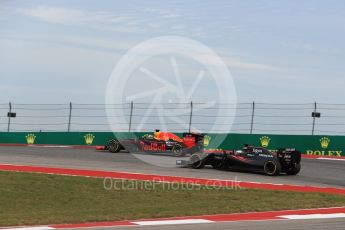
[99,130,204,157]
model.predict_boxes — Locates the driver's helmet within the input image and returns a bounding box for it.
[154,129,161,139]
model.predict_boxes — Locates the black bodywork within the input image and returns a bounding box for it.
[177,146,301,176]
[105,132,204,157]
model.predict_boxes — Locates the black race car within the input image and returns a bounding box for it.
[176,145,301,176]
[99,130,204,157]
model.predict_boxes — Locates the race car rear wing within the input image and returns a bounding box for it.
[182,132,205,149]
[277,148,301,164]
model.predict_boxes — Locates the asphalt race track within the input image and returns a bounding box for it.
[64,218,345,230]
[1,146,344,229]
[0,146,344,188]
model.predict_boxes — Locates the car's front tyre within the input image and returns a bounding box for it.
[190,153,205,169]
[107,139,121,153]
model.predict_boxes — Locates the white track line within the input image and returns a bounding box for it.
[132,219,214,226]
[316,157,345,161]
[28,145,73,148]
[3,211,345,229]
[278,213,345,220]
[4,227,55,230]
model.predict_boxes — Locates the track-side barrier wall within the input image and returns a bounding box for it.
[0,132,343,157]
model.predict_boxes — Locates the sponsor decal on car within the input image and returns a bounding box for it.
[253,148,263,153]
[140,142,166,151]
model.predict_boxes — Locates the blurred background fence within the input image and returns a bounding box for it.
[1,102,345,135]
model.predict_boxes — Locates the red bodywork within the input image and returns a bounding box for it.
[154,131,199,149]
[97,131,204,155]
[155,132,183,142]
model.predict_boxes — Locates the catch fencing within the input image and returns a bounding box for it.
[1,102,345,135]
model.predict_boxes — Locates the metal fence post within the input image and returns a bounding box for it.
[67,102,72,132]
[189,101,193,132]
[312,101,317,135]
[128,101,134,132]
[7,102,12,132]
[250,101,255,134]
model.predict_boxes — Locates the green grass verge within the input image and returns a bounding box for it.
[1,171,345,226]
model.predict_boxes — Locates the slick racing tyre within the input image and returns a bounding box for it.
[107,139,121,153]
[264,160,281,176]
[286,163,301,175]
[172,143,185,157]
[190,153,205,169]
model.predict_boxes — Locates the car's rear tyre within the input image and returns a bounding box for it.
[286,163,301,175]
[190,153,205,169]
[107,139,121,153]
[172,143,185,157]
[264,160,281,176]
